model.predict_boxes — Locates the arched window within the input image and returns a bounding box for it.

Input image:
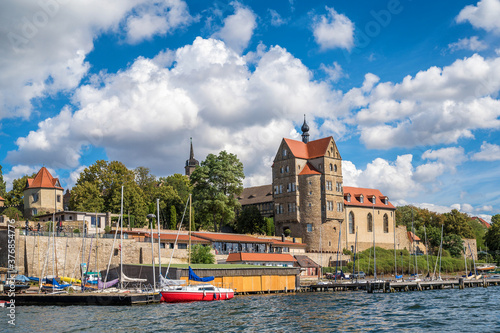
[367,213,373,232]
[383,214,389,233]
[330,163,333,171]
[349,211,355,234]
[334,164,337,172]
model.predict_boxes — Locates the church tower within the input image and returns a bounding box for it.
[185,137,199,177]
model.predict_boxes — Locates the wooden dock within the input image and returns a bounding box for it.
[0,292,161,306]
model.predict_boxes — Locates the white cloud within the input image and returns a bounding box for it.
[6,37,342,188]
[471,141,500,161]
[349,54,500,149]
[212,2,257,54]
[312,7,354,51]
[456,0,500,33]
[125,0,194,44]
[4,165,44,192]
[0,0,191,120]
[448,36,487,52]
[320,61,346,82]
[414,146,467,182]
[269,9,287,27]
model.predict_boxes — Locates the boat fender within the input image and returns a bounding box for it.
[203,290,206,297]
[226,292,228,299]
[213,292,216,300]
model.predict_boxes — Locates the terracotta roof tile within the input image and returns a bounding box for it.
[0,196,4,201]
[294,255,320,268]
[408,231,421,242]
[472,216,491,228]
[193,232,273,244]
[269,239,307,248]
[284,137,332,159]
[299,162,321,175]
[344,186,395,209]
[27,167,63,189]
[226,252,297,263]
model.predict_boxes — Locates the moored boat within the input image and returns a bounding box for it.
[476,265,496,272]
[161,284,234,303]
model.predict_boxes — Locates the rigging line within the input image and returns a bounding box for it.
[165,198,190,279]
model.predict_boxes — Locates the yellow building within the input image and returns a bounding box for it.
[343,187,397,253]
[23,167,64,218]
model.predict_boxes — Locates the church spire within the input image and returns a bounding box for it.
[301,114,310,143]
[185,137,199,177]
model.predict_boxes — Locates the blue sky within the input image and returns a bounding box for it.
[1,0,500,221]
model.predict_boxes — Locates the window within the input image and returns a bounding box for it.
[282,149,287,157]
[287,183,291,192]
[279,185,283,194]
[178,243,188,249]
[308,203,312,207]
[334,164,338,172]
[367,213,373,232]
[309,191,312,195]
[292,183,296,192]
[346,194,351,202]
[286,165,289,173]
[114,249,119,256]
[32,209,37,216]
[160,242,165,249]
[329,164,333,171]
[318,164,322,170]
[336,182,342,192]
[359,195,364,203]
[280,167,284,174]
[349,212,355,234]
[383,214,389,233]
[337,202,343,212]
[32,193,39,202]
[307,224,313,232]
[326,181,332,191]
[57,195,61,203]
[274,186,279,195]
[372,196,376,204]
[288,203,296,213]
[327,201,333,211]
[384,197,388,205]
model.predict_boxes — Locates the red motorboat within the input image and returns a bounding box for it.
[160,284,234,303]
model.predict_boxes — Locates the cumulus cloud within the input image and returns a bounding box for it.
[269,9,288,27]
[471,141,500,161]
[6,37,342,187]
[347,54,500,149]
[312,7,354,51]
[125,0,194,44]
[448,36,487,52]
[0,0,193,120]
[4,165,45,192]
[320,61,346,82]
[456,0,500,33]
[212,2,257,54]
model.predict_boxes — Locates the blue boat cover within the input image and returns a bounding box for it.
[188,267,214,282]
[15,275,31,282]
[395,275,403,279]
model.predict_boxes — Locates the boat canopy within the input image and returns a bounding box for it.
[159,275,186,287]
[188,267,214,282]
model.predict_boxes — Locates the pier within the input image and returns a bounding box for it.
[0,292,161,306]
[306,277,500,294]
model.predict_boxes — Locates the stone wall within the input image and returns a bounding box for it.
[24,187,64,218]
[463,238,477,260]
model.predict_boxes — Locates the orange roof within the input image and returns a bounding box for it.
[299,162,321,175]
[408,231,421,242]
[269,239,307,248]
[194,232,273,244]
[344,186,395,209]
[26,167,63,190]
[283,137,332,159]
[0,196,4,201]
[226,252,297,263]
[153,233,209,243]
[472,217,491,229]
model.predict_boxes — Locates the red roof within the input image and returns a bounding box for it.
[408,231,421,242]
[226,252,297,263]
[194,232,273,244]
[26,167,63,190]
[269,239,307,248]
[472,217,490,229]
[299,162,321,175]
[153,233,209,243]
[284,137,332,159]
[0,196,4,201]
[344,187,395,209]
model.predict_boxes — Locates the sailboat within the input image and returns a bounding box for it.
[159,194,234,303]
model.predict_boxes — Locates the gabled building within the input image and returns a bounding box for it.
[23,167,64,218]
[237,184,274,218]
[272,117,344,252]
[226,252,297,267]
[471,216,490,229]
[185,137,199,177]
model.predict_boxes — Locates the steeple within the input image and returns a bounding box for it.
[185,137,199,177]
[301,114,310,143]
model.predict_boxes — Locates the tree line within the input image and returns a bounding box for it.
[0,152,274,236]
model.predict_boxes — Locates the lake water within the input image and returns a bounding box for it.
[6,286,500,332]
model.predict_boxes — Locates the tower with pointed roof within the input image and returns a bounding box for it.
[185,137,199,177]
[23,167,64,217]
[272,121,344,252]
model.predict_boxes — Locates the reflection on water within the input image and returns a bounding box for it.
[11,287,500,332]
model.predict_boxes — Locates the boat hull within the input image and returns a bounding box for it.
[160,288,234,303]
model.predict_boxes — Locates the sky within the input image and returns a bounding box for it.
[1,0,499,222]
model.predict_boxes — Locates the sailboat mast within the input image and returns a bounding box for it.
[150,213,156,291]
[120,186,124,290]
[439,224,443,279]
[424,225,430,277]
[373,202,376,281]
[157,198,161,285]
[52,190,56,293]
[188,194,192,266]
[335,226,341,282]
[464,245,468,277]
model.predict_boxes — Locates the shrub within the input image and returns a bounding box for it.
[190,244,215,264]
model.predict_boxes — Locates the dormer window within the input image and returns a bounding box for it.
[359,195,364,203]
[384,197,388,205]
[346,194,351,202]
[372,196,376,204]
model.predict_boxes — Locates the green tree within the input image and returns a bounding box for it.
[191,151,244,232]
[485,214,500,253]
[0,165,6,198]
[169,205,177,230]
[190,244,215,264]
[265,217,275,236]
[443,209,474,239]
[69,181,104,212]
[442,233,464,258]
[468,218,488,250]
[235,206,266,234]
[134,166,157,203]
[74,160,148,225]
[2,207,23,220]
[5,173,36,206]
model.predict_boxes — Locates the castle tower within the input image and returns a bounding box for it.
[185,137,199,177]
[23,167,64,218]
[272,120,344,252]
